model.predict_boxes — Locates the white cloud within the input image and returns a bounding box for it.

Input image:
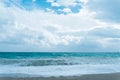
[58,8,71,13]
[80,0,88,3]
[86,0,120,23]
[47,0,81,7]
[32,0,36,2]
[51,2,60,7]
[0,0,120,52]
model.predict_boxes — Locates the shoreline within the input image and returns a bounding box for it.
[0,73,120,80]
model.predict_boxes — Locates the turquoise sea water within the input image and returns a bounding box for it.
[0,52,120,77]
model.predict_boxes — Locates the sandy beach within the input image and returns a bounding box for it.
[0,73,120,80]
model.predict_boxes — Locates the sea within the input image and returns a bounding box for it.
[0,52,120,77]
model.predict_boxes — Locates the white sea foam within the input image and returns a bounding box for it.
[0,64,120,77]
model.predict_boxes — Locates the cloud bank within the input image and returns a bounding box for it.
[0,0,120,52]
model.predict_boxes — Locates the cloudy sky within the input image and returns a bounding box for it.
[0,0,120,52]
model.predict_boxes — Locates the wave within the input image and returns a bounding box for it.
[0,57,120,66]
[0,52,120,77]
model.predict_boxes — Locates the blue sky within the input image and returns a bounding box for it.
[0,0,120,52]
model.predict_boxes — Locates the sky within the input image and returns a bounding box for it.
[0,0,120,52]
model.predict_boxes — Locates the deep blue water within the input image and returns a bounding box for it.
[0,52,120,59]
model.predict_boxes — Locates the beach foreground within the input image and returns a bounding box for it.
[0,73,120,80]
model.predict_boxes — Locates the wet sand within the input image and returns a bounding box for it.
[0,73,120,80]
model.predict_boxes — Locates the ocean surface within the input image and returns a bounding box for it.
[0,52,120,77]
